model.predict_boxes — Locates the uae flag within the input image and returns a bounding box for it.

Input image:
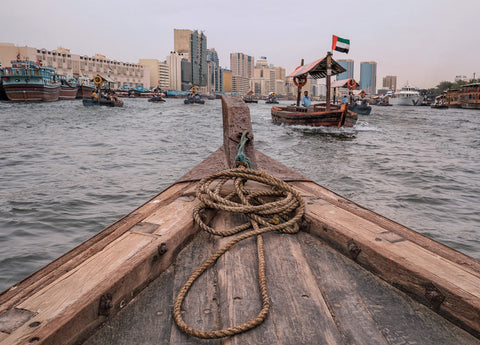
[332,35,350,54]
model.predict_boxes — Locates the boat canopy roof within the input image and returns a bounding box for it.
[287,55,346,79]
[331,78,358,88]
[95,74,114,83]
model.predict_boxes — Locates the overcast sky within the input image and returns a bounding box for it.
[2,0,478,89]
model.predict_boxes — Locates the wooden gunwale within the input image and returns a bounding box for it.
[1,95,479,344]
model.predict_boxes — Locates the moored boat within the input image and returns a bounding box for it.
[389,85,421,106]
[59,75,79,100]
[1,96,480,345]
[458,83,480,109]
[271,53,357,128]
[76,76,95,99]
[1,60,60,102]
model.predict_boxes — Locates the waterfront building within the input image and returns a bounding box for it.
[138,59,169,90]
[336,59,354,80]
[252,57,287,97]
[232,75,250,95]
[0,43,149,89]
[382,75,397,90]
[207,48,222,92]
[167,51,187,91]
[360,61,377,94]
[222,69,233,92]
[230,53,254,79]
[173,29,208,91]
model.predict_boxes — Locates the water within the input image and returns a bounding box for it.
[1,99,479,292]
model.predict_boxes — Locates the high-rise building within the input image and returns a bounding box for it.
[173,29,208,90]
[230,53,254,79]
[166,51,187,90]
[382,75,397,90]
[207,48,222,92]
[360,61,377,94]
[336,59,354,80]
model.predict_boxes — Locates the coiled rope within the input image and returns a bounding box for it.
[173,159,305,339]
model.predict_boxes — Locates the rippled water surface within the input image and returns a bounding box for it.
[1,98,479,292]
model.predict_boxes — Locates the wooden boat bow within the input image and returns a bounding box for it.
[1,96,480,344]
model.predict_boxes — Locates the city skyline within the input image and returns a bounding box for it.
[1,0,479,89]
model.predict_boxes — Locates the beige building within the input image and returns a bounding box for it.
[230,52,254,78]
[232,75,250,95]
[167,51,187,90]
[223,70,233,93]
[0,43,149,89]
[252,58,287,97]
[139,59,169,90]
[383,75,397,90]
[174,29,193,58]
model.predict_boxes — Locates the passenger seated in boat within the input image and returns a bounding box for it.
[342,95,349,104]
[301,91,311,107]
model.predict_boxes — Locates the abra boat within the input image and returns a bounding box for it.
[243,90,258,103]
[82,75,123,107]
[59,75,79,100]
[271,53,357,128]
[389,85,421,106]
[1,60,60,102]
[76,76,95,99]
[184,86,205,104]
[2,95,480,345]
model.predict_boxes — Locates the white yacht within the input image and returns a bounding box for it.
[389,85,421,106]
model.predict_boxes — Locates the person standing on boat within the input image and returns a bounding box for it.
[301,91,311,107]
[342,95,349,104]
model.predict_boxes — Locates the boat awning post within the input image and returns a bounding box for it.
[326,52,332,111]
[222,95,257,168]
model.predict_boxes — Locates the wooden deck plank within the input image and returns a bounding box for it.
[215,212,280,345]
[0,185,201,345]
[169,230,221,345]
[262,232,345,345]
[0,182,194,313]
[293,183,480,336]
[299,231,480,345]
[82,265,176,345]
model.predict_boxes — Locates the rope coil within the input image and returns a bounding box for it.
[173,166,305,339]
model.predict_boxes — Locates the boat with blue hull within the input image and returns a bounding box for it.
[1,60,61,102]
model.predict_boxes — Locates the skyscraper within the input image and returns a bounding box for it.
[207,48,222,92]
[360,61,377,94]
[230,53,254,79]
[173,29,208,90]
[336,59,354,80]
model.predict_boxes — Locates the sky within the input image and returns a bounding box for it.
[2,0,479,89]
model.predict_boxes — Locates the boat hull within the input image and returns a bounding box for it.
[271,105,357,127]
[389,96,421,106]
[348,104,372,115]
[59,85,78,100]
[76,85,94,99]
[4,83,60,102]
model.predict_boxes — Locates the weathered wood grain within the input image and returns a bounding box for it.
[0,182,201,345]
[299,231,480,345]
[292,181,480,337]
[169,230,221,345]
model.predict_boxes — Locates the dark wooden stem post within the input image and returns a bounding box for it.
[326,52,332,111]
[296,59,304,107]
[221,95,257,168]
